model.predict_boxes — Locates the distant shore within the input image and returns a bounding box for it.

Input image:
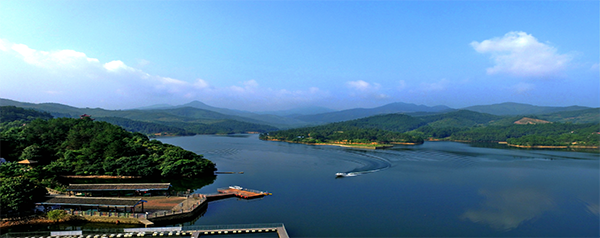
[498,142,599,149]
[262,138,405,149]
[60,175,142,179]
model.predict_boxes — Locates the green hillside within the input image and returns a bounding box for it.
[0,106,53,122]
[463,102,590,115]
[264,108,599,149]
[0,99,278,135]
[537,108,600,124]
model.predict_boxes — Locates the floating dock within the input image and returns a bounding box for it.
[215,186,271,199]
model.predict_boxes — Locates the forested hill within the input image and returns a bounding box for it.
[0,113,217,216]
[0,116,216,177]
[292,102,450,124]
[0,106,53,122]
[262,109,599,148]
[464,102,591,116]
[0,100,279,135]
[260,123,424,145]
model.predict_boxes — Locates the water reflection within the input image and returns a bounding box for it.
[461,188,555,231]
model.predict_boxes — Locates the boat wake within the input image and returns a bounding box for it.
[335,150,392,178]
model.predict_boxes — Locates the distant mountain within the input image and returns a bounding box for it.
[173,101,310,128]
[255,106,336,117]
[537,108,600,124]
[463,102,590,116]
[0,106,54,122]
[133,104,173,110]
[418,110,504,128]
[176,100,247,116]
[293,102,452,124]
[0,98,278,135]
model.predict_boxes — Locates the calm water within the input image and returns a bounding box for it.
[154,134,599,237]
[6,134,597,237]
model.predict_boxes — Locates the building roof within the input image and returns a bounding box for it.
[66,183,171,191]
[17,159,38,164]
[37,197,146,208]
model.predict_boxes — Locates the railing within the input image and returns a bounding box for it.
[52,194,207,220]
[216,187,268,194]
[69,210,145,219]
[183,223,284,231]
[123,227,181,233]
[147,195,206,219]
[1,227,128,238]
[0,224,285,238]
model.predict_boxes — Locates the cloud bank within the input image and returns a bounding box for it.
[346,80,388,99]
[0,39,328,111]
[471,31,572,78]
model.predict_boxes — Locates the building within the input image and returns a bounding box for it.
[66,183,171,197]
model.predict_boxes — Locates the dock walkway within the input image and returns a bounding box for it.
[3,224,289,238]
[187,223,288,238]
[216,186,271,199]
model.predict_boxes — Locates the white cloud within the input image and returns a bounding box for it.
[193,79,210,89]
[346,80,388,99]
[0,39,330,110]
[347,80,373,91]
[103,60,133,72]
[8,42,99,69]
[461,188,554,231]
[471,31,572,78]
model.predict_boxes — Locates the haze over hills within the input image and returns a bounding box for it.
[463,102,591,116]
[1,98,597,135]
[293,102,452,124]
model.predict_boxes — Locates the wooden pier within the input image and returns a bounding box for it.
[216,186,271,199]
[2,224,289,238]
[189,223,288,238]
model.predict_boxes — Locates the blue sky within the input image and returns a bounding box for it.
[0,1,598,111]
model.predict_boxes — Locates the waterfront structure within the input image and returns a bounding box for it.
[66,183,171,197]
[37,197,148,213]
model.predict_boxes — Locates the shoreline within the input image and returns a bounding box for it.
[60,175,143,179]
[426,139,599,150]
[502,143,599,149]
[0,215,143,230]
[261,138,411,149]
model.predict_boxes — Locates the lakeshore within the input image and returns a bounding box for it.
[261,138,400,149]
[2,186,270,230]
[498,141,600,149]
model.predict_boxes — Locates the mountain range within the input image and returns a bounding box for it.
[1,98,596,135]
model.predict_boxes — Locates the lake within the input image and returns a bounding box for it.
[154,134,599,237]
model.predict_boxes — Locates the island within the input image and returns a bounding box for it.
[259,124,424,149]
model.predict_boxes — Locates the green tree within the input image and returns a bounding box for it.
[0,176,47,214]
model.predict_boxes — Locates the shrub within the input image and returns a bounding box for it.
[47,210,67,221]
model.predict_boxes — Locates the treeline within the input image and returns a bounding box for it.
[97,117,278,136]
[167,120,278,135]
[260,123,424,144]
[261,109,599,148]
[446,123,599,146]
[0,106,53,123]
[0,111,218,216]
[96,117,194,136]
[0,117,216,177]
